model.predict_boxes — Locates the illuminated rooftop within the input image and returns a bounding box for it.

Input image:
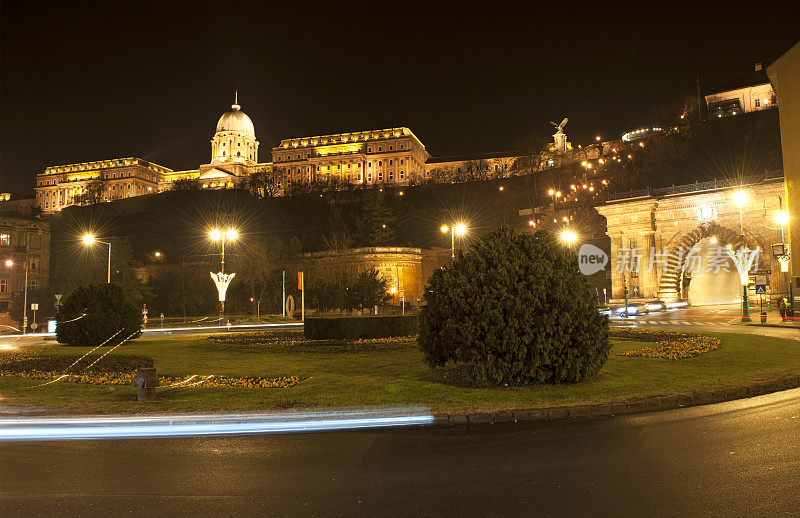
[276,127,424,150]
[41,157,172,175]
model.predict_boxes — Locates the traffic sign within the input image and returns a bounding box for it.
[755,284,768,295]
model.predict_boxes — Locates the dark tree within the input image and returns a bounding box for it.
[355,191,397,246]
[74,179,106,205]
[171,178,202,191]
[240,167,284,198]
[418,227,611,385]
[307,279,343,313]
[344,267,391,312]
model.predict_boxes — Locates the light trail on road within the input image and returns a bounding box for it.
[0,409,434,441]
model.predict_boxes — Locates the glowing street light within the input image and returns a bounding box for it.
[441,222,467,259]
[82,233,111,283]
[209,228,239,317]
[731,190,751,321]
[4,258,30,334]
[774,211,793,315]
[775,211,789,229]
[560,230,577,249]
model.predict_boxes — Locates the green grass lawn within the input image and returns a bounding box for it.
[1,331,799,414]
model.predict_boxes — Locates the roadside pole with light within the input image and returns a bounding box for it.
[209,228,238,319]
[775,211,793,316]
[440,223,467,259]
[4,258,29,333]
[82,234,111,283]
[560,230,577,249]
[733,191,751,322]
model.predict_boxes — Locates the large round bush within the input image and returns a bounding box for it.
[56,284,142,346]
[418,227,610,385]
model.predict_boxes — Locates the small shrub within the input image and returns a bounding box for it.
[56,284,142,346]
[304,315,419,339]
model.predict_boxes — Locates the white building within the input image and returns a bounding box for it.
[704,63,777,119]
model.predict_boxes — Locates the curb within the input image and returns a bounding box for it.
[432,374,800,426]
[746,323,800,329]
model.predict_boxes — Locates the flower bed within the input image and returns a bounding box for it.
[0,351,302,389]
[209,331,413,348]
[612,327,721,359]
[0,369,304,389]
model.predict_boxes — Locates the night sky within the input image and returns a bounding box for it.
[2,1,798,194]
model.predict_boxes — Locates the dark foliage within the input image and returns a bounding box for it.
[304,315,419,339]
[56,284,142,346]
[307,279,343,313]
[418,227,610,385]
[343,267,391,311]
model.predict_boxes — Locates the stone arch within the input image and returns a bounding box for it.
[657,221,744,301]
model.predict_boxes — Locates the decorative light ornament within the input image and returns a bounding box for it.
[210,271,236,303]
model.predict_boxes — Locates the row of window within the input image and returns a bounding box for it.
[38,170,158,187]
[274,142,408,162]
[365,170,406,182]
[0,278,39,292]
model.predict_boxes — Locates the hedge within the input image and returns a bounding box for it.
[304,315,419,340]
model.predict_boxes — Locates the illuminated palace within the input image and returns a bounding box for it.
[35,95,266,212]
[34,95,583,213]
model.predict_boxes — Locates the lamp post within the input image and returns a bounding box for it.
[441,223,467,259]
[4,258,29,334]
[210,228,238,318]
[82,234,111,283]
[733,190,751,321]
[560,230,577,249]
[775,211,793,315]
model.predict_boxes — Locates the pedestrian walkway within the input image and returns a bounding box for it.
[637,320,742,326]
[634,318,799,328]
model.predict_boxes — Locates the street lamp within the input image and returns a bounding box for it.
[209,228,238,318]
[774,211,793,315]
[560,230,577,249]
[732,190,751,321]
[3,258,29,334]
[441,223,467,259]
[82,233,111,283]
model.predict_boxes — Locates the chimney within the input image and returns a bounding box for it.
[754,63,762,71]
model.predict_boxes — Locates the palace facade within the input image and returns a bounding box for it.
[272,128,429,185]
[33,94,592,213]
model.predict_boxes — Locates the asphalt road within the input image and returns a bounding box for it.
[612,304,799,340]
[1,388,799,517]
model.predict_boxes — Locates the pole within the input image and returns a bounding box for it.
[22,255,28,335]
[451,228,455,259]
[779,222,794,316]
[402,296,405,316]
[696,74,702,123]
[257,300,260,321]
[738,205,750,321]
[219,235,225,317]
[623,274,629,319]
[282,270,286,317]
[107,242,111,284]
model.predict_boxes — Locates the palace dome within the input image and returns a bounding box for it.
[215,101,255,138]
